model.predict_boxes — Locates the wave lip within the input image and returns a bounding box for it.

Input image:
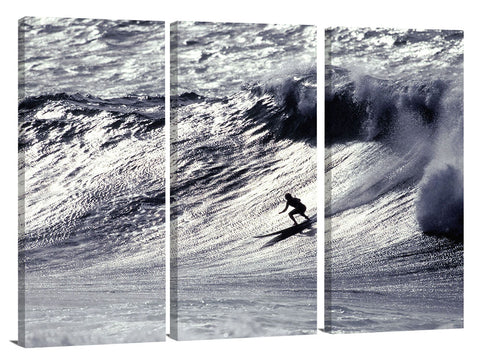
[325,66,452,145]
[255,73,316,141]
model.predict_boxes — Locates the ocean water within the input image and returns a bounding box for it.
[18,17,165,346]
[325,28,463,332]
[170,22,317,340]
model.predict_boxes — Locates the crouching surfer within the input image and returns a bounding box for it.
[279,193,309,225]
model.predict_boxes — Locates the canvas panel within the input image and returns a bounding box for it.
[170,21,317,340]
[18,17,166,347]
[324,27,464,333]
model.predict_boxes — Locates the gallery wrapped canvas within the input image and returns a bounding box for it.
[18,17,166,346]
[325,28,464,332]
[170,22,317,340]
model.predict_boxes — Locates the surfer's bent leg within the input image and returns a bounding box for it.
[289,209,299,225]
[300,205,309,220]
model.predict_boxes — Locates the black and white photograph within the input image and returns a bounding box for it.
[325,27,464,332]
[170,21,317,340]
[18,17,166,346]
[2,1,479,360]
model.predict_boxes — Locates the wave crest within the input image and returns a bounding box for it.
[244,73,317,143]
[325,66,449,144]
[326,66,463,239]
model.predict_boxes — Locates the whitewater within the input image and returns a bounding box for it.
[325,28,463,332]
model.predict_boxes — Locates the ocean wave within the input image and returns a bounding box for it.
[325,65,463,239]
[19,93,165,150]
[171,72,317,279]
[172,72,316,146]
[325,27,463,333]
[19,92,165,273]
[325,66,449,144]
[245,72,316,143]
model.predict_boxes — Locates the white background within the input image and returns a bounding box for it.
[1,1,478,359]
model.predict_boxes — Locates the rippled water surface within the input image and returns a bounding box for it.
[19,17,165,347]
[170,22,317,340]
[325,28,463,333]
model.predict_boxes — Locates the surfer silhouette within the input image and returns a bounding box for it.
[279,193,310,225]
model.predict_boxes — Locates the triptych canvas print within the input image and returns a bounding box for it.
[18,17,463,347]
